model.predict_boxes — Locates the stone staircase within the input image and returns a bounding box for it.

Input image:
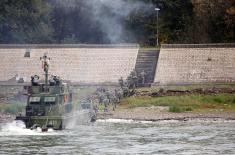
[135,50,159,87]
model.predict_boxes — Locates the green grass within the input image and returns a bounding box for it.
[169,106,193,113]
[120,94,235,113]
[0,103,26,114]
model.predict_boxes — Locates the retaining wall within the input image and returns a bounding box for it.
[0,44,139,84]
[154,44,235,85]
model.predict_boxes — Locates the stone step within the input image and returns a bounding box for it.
[138,55,157,58]
[137,60,157,63]
[135,50,159,86]
[138,70,155,73]
[136,65,155,68]
[135,66,155,70]
[137,54,157,57]
[138,51,158,53]
[137,54,158,58]
[137,55,158,58]
[136,68,153,71]
[136,59,157,62]
[136,60,158,64]
[136,58,158,62]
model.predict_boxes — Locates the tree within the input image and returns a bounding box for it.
[0,0,234,44]
[0,0,54,43]
[191,0,235,43]
[126,0,194,45]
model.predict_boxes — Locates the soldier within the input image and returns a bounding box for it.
[31,75,39,86]
[114,89,120,103]
[127,70,138,89]
[122,81,130,97]
[103,97,109,112]
[118,77,124,88]
[140,70,147,85]
[53,76,61,85]
[112,96,118,111]
[104,91,110,105]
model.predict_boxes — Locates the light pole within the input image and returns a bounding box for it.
[155,8,160,47]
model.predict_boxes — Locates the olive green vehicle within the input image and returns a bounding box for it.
[16,54,96,131]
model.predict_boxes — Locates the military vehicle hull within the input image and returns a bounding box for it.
[15,53,96,131]
[16,110,95,130]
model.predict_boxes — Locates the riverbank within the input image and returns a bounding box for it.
[97,92,235,122]
[97,107,235,121]
[1,87,235,123]
[1,109,235,123]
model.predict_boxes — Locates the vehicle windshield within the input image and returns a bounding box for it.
[44,97,56,104]
[29,97,40,104]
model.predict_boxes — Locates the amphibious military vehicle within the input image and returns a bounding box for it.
[16,54,96,131]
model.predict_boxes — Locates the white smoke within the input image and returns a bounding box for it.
[51,0,153,43]
[85,0,149,43]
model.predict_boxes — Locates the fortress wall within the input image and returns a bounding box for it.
[0,45,139,83]
[154,44,235,85]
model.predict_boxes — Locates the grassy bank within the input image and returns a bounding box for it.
[120,94,235,113]
[0,103,25,114]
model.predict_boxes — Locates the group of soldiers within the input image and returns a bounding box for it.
[88,87,123,113]
[119,69,147,94]
[86,69,147,113]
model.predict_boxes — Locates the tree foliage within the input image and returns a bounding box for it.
[0,0,234,45]
[0,0,54,43]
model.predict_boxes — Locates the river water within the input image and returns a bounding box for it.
[0,119,234,155]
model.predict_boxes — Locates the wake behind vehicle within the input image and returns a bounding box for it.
[16,54,96,131]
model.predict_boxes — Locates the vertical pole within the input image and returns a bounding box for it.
[45,66,48,92]
[156,9,159,47]
[41,53,50,92]
[155,8,160,47]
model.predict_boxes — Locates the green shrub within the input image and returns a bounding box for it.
[2,104,25,114]
[185,107,193,111]
[5,106,17,114]
[213,98,223,103]
[169,106,182,113]
[232,98,235,104]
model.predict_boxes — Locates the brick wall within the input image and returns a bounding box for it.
[0,44,139,84]
[154,45,235,85]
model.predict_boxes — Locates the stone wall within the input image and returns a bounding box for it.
[154,44,235,85]
[0,44,139,84]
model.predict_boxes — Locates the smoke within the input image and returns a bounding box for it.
[51,0,153,43]
[85,0,152,43]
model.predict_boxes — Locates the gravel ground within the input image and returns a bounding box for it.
[97,106,235,121]
[1,108,234,123]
